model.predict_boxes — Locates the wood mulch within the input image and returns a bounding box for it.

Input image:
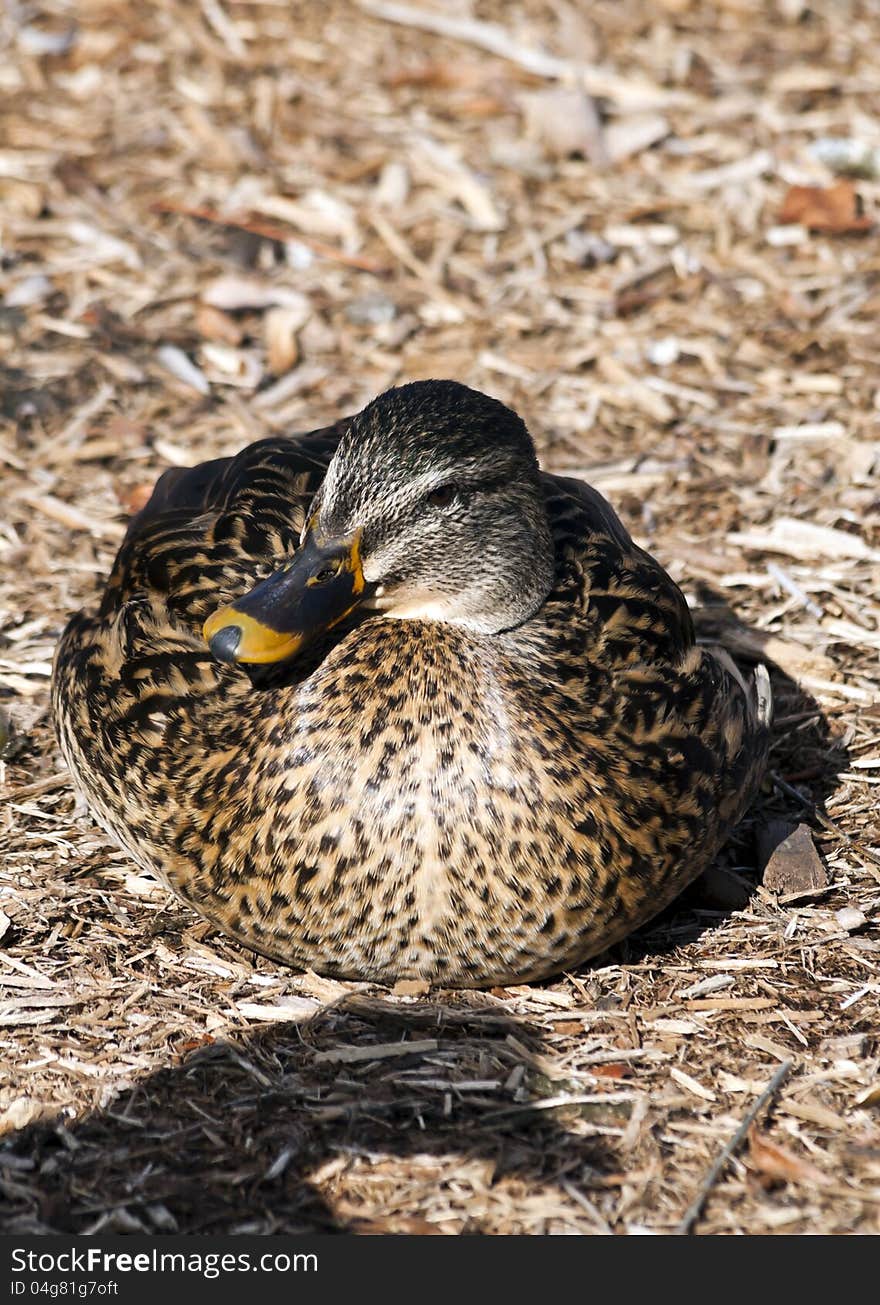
[1,0,878,1234]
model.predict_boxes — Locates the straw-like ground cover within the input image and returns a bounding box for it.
[1,0,879,1233]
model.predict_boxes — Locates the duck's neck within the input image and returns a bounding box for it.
[365,495,557,637]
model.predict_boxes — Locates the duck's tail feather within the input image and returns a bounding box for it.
[752,662,772,729]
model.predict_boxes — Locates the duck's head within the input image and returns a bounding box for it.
[204,380,555,664]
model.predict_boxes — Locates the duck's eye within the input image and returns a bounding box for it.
[308,563,342,586]
[426,484,459,509]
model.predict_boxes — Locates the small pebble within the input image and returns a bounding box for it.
[285,241,315,270]
[18,25,77,56]
[766,224,807,247]
[646,336,681,366]
[836,907,867,933]
[345,293,397,326]
[810,136,880,180]
[4,275,53,308]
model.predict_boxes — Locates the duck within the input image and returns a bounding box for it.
[51,380,771,987]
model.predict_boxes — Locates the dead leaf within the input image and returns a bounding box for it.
[385,62,479,90]
[779,180,873,233]
[458,94,510,117]
[176,1034,216,1057]
[590,1062,632,1080]
[117,481,156,514]
[297,970,356,1003]
[758,821,829,896]
[747,1127,829,1186]
[552,1020,586,1036]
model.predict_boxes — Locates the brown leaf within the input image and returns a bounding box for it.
[385,62,479,90]
[747,1127,829,1187]
[758,821,828,896]
[590,1062,632,1080]
[117,481,156,514]
[175,1034,216,1057]
[553,1020,586,1036]
[779,180,873,233]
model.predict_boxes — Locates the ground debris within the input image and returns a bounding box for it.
[778,181,873,234]
[2,0,879,1239]
[758,822,829,897]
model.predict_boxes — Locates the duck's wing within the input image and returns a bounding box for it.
[541,468,771,840]
[101,420,348,628]
[544,471,638,552]
[542,469,696,666]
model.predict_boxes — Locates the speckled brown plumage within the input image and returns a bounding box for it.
[52,382,770,986]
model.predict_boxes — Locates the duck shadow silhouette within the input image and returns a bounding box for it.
[3,998,628,1235]
[1,597,849,1234]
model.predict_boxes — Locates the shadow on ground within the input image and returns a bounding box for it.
[2,999,624,1234]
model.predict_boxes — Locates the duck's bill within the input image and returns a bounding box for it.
[203,531,368,665]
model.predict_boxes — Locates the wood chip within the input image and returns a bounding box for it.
[235,997,321,1022]
[604,113,669,162]
[683,998,776,1011]
[670,1067,717,1102]
[156,344,210,395]
[758,821,829,896]
[4,0,880,1240]
[729,518,880,562]
[780,1099,851,1131]
[313,1039,440,1065]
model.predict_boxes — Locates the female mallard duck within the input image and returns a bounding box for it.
[52,381,770,987]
